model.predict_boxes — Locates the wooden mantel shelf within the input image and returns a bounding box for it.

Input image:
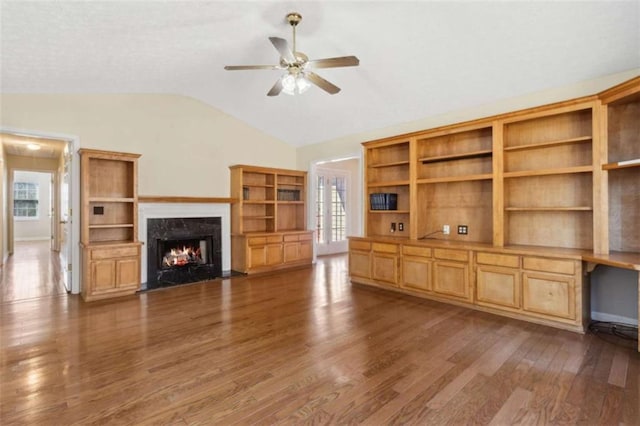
[138,196,237,204]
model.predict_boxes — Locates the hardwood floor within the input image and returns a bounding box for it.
[1,240,66,303]
[1,253,638,425]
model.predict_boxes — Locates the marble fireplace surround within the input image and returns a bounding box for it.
[138,201,231,284]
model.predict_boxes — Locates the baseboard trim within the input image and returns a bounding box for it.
[591,311,638,326]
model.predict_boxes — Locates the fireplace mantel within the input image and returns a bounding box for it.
[139,196,236,204]
[138,202,231,284]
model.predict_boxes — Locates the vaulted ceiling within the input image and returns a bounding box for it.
[1,1,638,147]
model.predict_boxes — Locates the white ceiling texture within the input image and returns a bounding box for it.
[1,1,638,147]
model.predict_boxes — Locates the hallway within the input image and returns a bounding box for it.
[0,240,66,303]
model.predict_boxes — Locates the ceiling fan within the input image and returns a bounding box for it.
[224,12,359,96]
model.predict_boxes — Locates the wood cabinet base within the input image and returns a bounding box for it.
[232,231,313,274]
[349,237,587,333]
[81,243,142,301]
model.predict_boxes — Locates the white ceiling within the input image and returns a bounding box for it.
[1,1,638,147]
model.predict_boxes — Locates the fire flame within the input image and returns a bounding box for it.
[163,245,201,267]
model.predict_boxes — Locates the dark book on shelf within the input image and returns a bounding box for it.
[370,193,397,210]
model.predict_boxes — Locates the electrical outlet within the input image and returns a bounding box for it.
[443,224,450,235]
[398,222,404,231]
[457,225,468,235]
[390,222,396,232]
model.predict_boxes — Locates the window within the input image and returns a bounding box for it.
[13,182,39,219]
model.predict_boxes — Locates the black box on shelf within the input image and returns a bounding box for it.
[369,193,398,210]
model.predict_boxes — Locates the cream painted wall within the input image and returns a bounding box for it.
[0,94,297,197]
[13,170,52,241]
[296,69,640,168]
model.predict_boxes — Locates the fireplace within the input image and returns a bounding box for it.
[146,217,222,289]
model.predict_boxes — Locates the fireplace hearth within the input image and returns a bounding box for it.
[146,217,222,290]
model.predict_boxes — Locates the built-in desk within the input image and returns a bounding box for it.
[583,252,640,352]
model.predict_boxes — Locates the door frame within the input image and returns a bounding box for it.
[315,167,350,256]
[1,126,81,294]
[309,152,363,260]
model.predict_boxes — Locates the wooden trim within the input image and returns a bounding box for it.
[77,148,141,159]
[598,75,640,104]
[362,95,598,147]
[228,164,306,176]
[138,196,237,204]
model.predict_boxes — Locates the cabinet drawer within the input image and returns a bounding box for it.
[91,246,138,260]
[402,245,432,258]
[434,248,468,262]
[523,257,575,275]
[298,233,313,241]
[283,234,299,242]
[249,235,283,245]
[372,242,399,254]
[350,240,371,251]
[248,237,267,246]
[477,252,520,268]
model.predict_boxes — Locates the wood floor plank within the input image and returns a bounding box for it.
[1,248,639,425]
[488,387,532,425]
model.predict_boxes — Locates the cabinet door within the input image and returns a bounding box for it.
[116,258,139,289]
[283,242,299,263]
[402,256,431,292]
[372,252,398,286]
[350,250,371,279]
[266,244,283,266]
[91,260,116,293]
[523,272,575,320]
[476,265,520,309]
[299,240,313,260]
[433,261,470,300]
[248,245,267,268]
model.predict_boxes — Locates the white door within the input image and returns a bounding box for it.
[315,171,348,255]
[59,146,72,292]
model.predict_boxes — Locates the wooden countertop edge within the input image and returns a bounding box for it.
[348,236,640,269]
[139,196,237,204]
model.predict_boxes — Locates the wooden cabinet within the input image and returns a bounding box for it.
[432,249,471,301]
[349,240,371,279]
[371,243,399,286]
[79,149,141,302]
[501,105,596,250]
[522,256,578,321]
[599,80,640,254]
[83,244,141,300]
[351,76,640,336]
[232,231,312,274]
[230,165,312,274]
[283,233,313,263]
[401,245,431,293]
[415,125,494,243]
[365,139,411,238]
[476,251,521,310]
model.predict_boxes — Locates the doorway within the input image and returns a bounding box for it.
[313,157,361,256]
[1,132,73,295]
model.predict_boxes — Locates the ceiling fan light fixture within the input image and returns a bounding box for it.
[282,73,311,96]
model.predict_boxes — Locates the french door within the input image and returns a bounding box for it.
[315,170,348,255]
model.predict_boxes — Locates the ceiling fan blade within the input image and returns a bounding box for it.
[305,72,341,95]
[269,37,295,63]
[224,65,281,71]
[267,77,284,97]
[308,56,360,69]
